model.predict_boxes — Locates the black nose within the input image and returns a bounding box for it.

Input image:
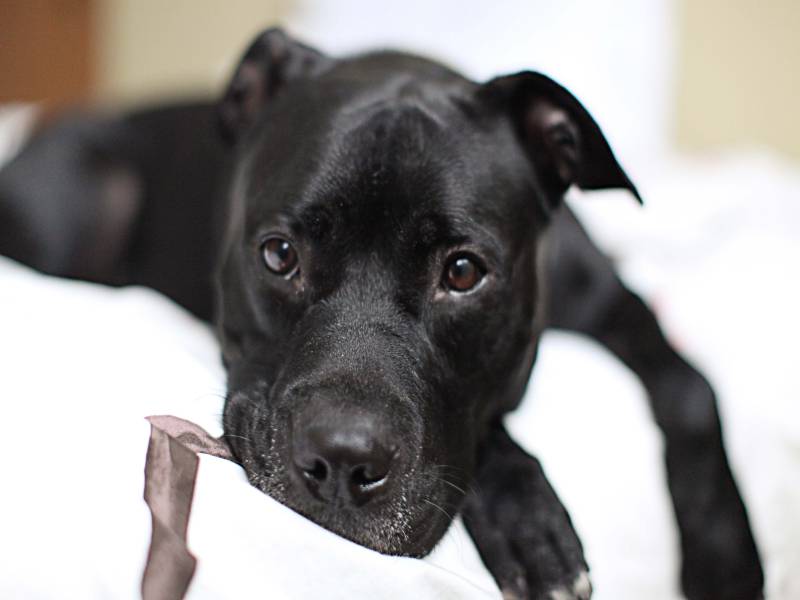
[292,419,396,506]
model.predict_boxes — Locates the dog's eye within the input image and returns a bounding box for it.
[443,255,484,292]
[261,237,299,276]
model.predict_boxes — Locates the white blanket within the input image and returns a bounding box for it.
[1,151,799,599]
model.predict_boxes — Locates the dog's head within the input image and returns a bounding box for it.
[215,28,638,555]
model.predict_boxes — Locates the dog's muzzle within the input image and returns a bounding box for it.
[291,400,399,507]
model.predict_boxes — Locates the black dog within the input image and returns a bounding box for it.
[0,28,763,600]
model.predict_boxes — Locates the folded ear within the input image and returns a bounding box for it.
[480,71,641,209]
[218,27,332,144]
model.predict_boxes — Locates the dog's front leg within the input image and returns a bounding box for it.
[567,287,764,600]
[545,209,764,600]
[463,422,591,600]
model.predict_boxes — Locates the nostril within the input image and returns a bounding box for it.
[292,414,399,505]
[350,464,388,490]
[303,458,328,482]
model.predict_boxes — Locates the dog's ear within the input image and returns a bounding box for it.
[480,71,641,209]
[218,27,331,144]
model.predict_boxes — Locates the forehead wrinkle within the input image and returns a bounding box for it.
[291,104,457,246]
[248,90,498,258]
[239,67,486,238]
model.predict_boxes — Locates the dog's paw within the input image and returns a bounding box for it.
[483,519,591,600]
[462,427,591,600]
[546,571,592,600]
[500,571,590,600]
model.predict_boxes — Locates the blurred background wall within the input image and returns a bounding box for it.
[674,0,800,161]
[94,0,292,103]
[1,0,798,162]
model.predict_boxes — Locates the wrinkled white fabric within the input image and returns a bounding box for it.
[1,151,798,599]
[0,257,496,599]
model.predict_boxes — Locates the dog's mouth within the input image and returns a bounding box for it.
[234,439,462,556]
[224,389,465,556]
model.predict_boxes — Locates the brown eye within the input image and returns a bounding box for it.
[443,255,484,292]
[262,237,298,276]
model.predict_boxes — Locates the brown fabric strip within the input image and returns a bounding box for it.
[146,415,234,461]
[141,417,237,600]
[142,424,199,600]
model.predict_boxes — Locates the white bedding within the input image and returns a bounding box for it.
[1,149,798,599]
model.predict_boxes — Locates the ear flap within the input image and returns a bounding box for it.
[218,27,332,144]
[480,71,641,208]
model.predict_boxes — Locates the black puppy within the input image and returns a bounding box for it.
[0,29,763,600]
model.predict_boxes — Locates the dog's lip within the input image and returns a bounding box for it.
[224,387,451,555]
[392,500,456,557]
[287,497,452,557]
[258,452,456,555]
[235,456,458,556]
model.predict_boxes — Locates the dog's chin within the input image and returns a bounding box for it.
[242,465,457,557]
[289,498,453,557]
[224,404,464,557]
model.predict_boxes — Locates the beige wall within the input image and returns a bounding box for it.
[94,1,800,161]
[675,0,800,160]
[95,0,290,105]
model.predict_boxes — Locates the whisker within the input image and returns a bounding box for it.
[435,476,468,496]
[426,465,481,497]
[430,463,470,475]
[423,498,455,523]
